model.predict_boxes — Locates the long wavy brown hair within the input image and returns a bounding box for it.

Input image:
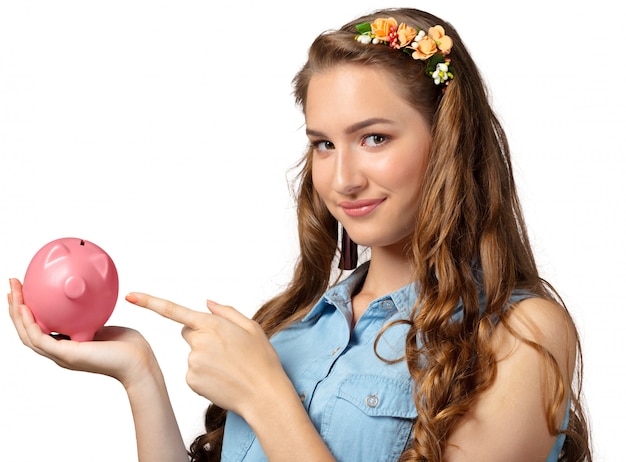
[189,8,591,461]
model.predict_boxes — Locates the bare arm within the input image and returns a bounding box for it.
[443,297,576,461]
[122,344,189,462]
[8,279,189,462]
[239,368,336,462]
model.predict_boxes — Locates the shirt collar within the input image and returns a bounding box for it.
[302,262,419,322]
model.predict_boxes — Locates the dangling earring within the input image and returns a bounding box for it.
[339,225,358,270]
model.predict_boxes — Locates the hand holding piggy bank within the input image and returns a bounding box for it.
[22,238,119,341]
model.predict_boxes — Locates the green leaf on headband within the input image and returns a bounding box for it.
[425,53,445,74]
[355,22,372,34]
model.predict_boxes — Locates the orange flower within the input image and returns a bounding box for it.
[371,17,397,41]
[412,36,438,60]
[428,25,446,41]
[428,25,453,55]
[397,23,417,47]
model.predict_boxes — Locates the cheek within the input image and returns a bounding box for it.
[380,147,429,183]
[391,152,430,199]
[311,159,329,197]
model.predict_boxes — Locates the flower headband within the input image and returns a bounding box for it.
[355,17,454,86]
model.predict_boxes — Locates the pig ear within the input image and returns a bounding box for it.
[91,253,111,279]
[44,243,70,268]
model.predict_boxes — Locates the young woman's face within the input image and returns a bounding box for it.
[306,64,432,251]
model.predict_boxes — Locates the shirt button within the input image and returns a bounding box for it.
[382,300,394,310]
[365,394,379,408]
[299,392,306,402]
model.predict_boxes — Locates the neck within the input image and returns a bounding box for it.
[359,244,414,299]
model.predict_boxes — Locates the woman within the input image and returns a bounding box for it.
[8,7,591,461]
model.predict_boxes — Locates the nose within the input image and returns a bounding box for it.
[332,146,366,195]
[64,275,87,300]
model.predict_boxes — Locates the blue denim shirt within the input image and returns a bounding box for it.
[221,263,566,461]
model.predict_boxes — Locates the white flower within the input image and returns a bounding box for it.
[432,63,451,85]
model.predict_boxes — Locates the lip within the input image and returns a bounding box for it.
[339,198,385,217]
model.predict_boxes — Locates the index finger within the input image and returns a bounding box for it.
[125,292,205,329]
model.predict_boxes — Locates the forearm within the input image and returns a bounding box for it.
[244,374,335,462]
[124,359,189,462]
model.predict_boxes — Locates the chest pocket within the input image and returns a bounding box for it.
[322,374,417,462]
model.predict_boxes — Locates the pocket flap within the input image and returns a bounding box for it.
[337,374,417,419]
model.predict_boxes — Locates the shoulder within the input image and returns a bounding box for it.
[444,297,578,461]
[494,296,578,378]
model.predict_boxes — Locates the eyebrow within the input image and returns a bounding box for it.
[305,117,394,138]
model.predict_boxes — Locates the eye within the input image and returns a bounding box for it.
[362,134,388,147]
[311,140,335,152]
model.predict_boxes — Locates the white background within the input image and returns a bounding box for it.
[1,1,623,460]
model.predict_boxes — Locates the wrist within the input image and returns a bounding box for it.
[120,342,166,394]
[241,372,302,429]
[240,373,335,461]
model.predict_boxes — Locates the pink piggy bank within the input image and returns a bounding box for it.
[22,238,119,341]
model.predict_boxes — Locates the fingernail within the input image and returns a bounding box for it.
[125,293,138,303]
[206,300,218,312]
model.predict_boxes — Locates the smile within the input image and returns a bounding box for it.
[339,198,385,217]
